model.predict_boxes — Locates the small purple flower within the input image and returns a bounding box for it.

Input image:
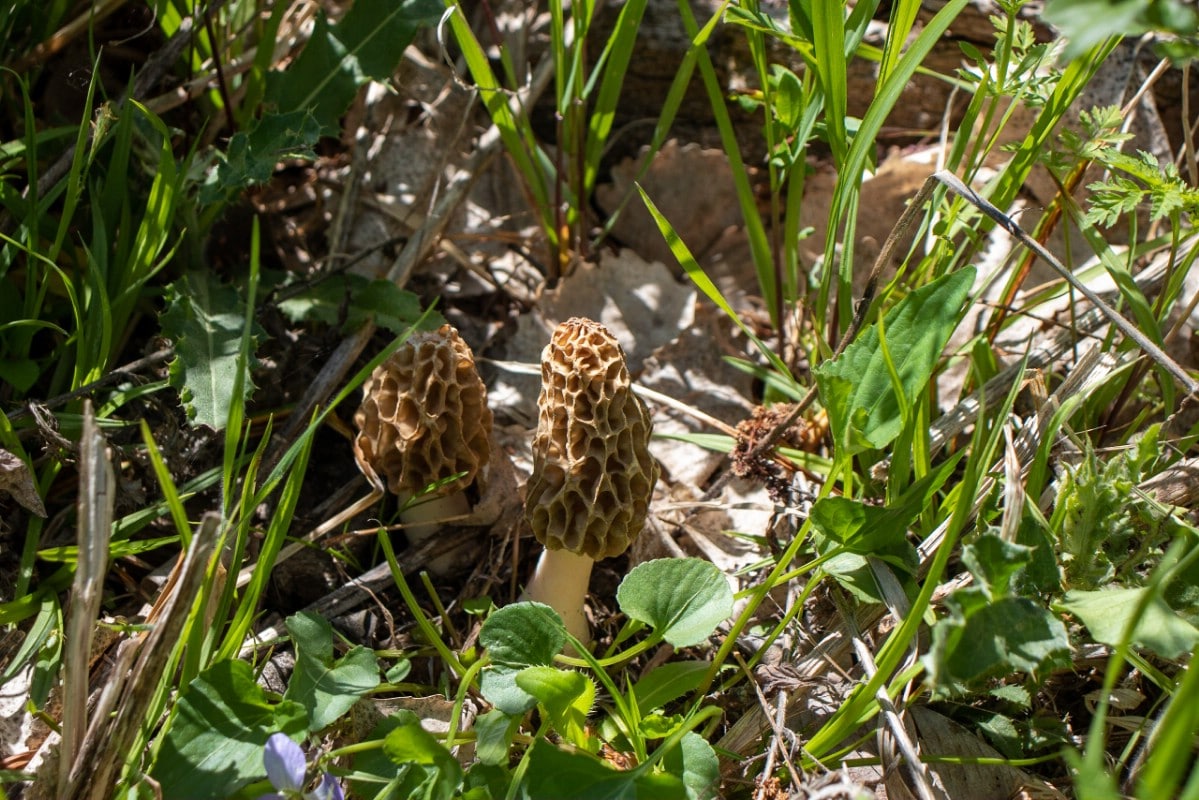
[263,733,307,795]
[258,732,343,800]
[311,772,345,800]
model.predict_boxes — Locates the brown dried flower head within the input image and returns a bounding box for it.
[525,318,658,560]
[353,324,492,497]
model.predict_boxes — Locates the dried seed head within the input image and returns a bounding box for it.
[353,325,492,497]
[525,318,658,560]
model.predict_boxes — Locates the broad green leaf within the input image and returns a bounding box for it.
[381,716,464,800]
[481,602,567,664]
[1059,588,1199,659]
[479,603,566,714]
[661,732,720,800]
[773,66,805,130]
[1044,0,1192,59]
[616,559,733,648]
[812,449,962,574]
[926,590,1071,696]
[284,612,380,731]
[809,496,920,587]
[815,266,975,454]
[152,660,307,799]
[265,0,441,132]
[638,713,684,740]
[473,709,517,767]
[160,271,263,430]
[627,661,709,715]
[810,496,910,554]
[277,274,440,335]
[0,357,39,393]
[1011,516,1063,596]
[522,740,685,800]
[352,711,463,800]
[962,534,1033,600]
[515,666,596,750]
[822,553,887,604]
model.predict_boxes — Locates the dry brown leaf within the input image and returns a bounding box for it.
[884,706,1065,800]
[0,448,46,518]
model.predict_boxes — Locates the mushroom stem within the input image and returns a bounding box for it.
[399,490,472,574]
[520,547,594,650]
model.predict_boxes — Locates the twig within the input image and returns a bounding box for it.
[68,513,220,800]
[58,402,113,796]
[933,169,1199,396]
[7,348,173,423]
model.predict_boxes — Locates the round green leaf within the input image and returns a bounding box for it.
[616,559,733,648]
[479,603,567,714]
[480,602,566,666]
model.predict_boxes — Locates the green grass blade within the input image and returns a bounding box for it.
[810,0,848,162]
[446,3,553,231]
[818,0,970,333]
[581,0,648,195]
[638,184,799,395]
[677,0,777,327]
[139,420,192,550]
[878,0,922,87]
[1135,643,1199,796]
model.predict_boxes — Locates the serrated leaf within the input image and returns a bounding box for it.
[160,271,262,430]
[200,111,321,204]
[616,559,733,648]
[814,267,975,455]
[277,274,440,335]
[515,666,595,750]
[283,612,380,731]
[264,0,442,132]
[1059,588,1199,659]
[152,660,307,799]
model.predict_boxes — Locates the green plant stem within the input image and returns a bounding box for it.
[378,531,467,679]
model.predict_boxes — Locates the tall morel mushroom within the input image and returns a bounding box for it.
[523,318,659,648]
[353,324,493,573]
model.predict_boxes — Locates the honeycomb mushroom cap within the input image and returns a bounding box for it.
[353,325,492,497]
[525,318,658,560]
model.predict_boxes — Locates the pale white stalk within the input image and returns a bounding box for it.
[520,547,595,650]
[399,490,472,574]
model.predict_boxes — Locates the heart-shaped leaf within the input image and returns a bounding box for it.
[617,559,733,647]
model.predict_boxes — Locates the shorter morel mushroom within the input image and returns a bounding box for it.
[353,324,493,573]
[522,318,659,648]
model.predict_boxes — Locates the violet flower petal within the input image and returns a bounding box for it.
[263,733,307,793]
[308,772,344,800]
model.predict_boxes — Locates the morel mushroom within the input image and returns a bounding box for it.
[522,318,659,648]
[353,324,493,573]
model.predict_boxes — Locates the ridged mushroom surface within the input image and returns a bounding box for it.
[525,318,658,560]
[353,325,492,497]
